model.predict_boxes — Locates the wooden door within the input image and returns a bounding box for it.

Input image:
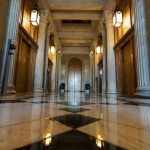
[68,58,82,92]
[15,39,30,93]
[122,41,136,95]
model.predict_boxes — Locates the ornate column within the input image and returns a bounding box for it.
[94,42,99,94]
[57,49,62,91]
[100,23,107,97]
[90,45,96,93]
[34,10,49,93]
[134,0,150,96]
[51,42,57,92]
[55,43,60,91]
[104,10,117,96]
[43,24,51,92]
[1,0,20,94]
[89,50,94,92]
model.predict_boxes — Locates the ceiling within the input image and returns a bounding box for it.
[40,0,115,54]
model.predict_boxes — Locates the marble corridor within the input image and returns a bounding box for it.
[0,92,150,150]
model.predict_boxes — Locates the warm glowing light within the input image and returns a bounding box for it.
[96,46,102,55]
[100,69,103,75]
[44,133,52,146]
[96,135,103,148]
[30,9,40,26]
[22,18,28,27]
[124,16,131,28]
[113,11,123,27]
[50,46,55,54]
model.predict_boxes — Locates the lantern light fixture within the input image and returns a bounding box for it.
[113,10,123,27]
[30,5,40,26]
[50,46,55,54]
[96,46,102,55]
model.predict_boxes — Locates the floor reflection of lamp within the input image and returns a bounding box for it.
[44,133,52,146]
[96,135,104,148]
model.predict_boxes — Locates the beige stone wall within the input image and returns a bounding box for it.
[60,54,90,91]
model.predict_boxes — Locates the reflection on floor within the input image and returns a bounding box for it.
[0,92,150,149]
[50,114,100,129]
[59,107,90,113]
[16,130,125,150]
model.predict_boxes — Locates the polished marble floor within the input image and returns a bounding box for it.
[0,92,150,149]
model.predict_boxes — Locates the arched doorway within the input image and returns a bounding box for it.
[68,58,82,92]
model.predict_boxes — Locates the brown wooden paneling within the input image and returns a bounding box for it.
[14,25,37,93]
[68,58,82,92]
[122,41,136,95]
[19,0,39,42]
[114,0,133,44]
[15,39,29,93]
[115,28,137,96]
[115,50,124,94]
[27,47,36,92]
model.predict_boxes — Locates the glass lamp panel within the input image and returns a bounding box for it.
[114,11,123,27]
[31,10,40,26]
[96,46,101,54]
[116,11,123,24]
[51,46,55,54]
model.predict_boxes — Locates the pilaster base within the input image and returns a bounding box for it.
[105,90,118,104]
[102,90,106,97]
[106,90,117,96]
[33,88,45,93]
[135,87,150,97]
[6,84,16,95]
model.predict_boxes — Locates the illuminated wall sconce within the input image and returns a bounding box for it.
[30,6,40,26]
[100,69,103,76]
[50,46,56,54]
[96,46,102,55]
[113,11,123,27]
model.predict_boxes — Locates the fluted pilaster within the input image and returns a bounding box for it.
[134,0,150,96]
[43,24,51,92]
[2,0,20,94]
[100,23,107,97]
[57,50,62,91]
[104,10,117,96]
[34,10,49,93]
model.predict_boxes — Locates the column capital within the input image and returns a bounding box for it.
[97,22,106,35]
[47,22,52,35]
[39,10,50,24]
[104,10,114,26]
